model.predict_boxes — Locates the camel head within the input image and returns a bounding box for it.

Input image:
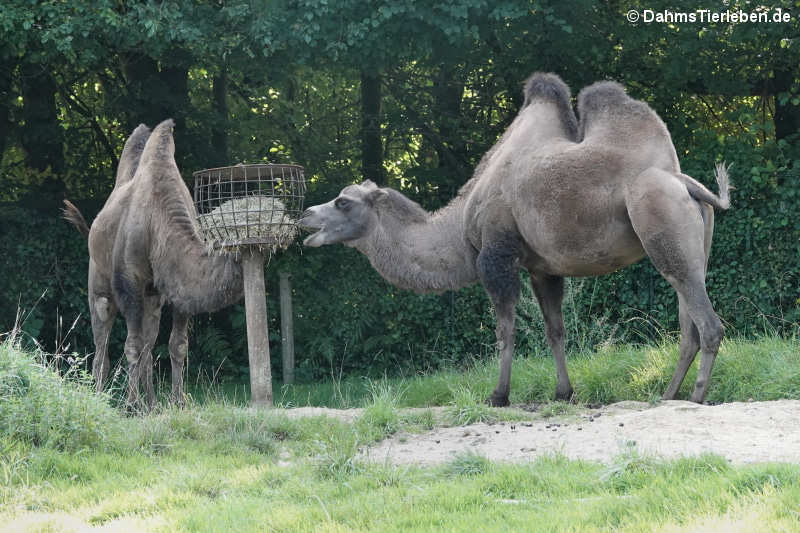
[299,180,388,247]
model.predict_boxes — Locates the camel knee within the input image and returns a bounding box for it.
[169,337,188,363]
[94,296,113,322]
[545,321,564,346]
[123,335,144,366]
[495,316,516,342]
[700,317,723,353]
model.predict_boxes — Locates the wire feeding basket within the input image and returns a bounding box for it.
[193,164,306,252]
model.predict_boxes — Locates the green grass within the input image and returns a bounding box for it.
[0,343,124,451]
[2,337,800,531]
[274,335,800,408]
[3,432,799,532]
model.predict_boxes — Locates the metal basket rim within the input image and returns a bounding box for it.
[192,163,305,178]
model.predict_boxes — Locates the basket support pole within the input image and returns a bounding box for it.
[279,271,295,384]
[242,249,272,406]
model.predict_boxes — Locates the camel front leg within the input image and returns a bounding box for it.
[530,273,573,401]
[140,294,163,410]
[489,306,517,407]
[477,234,521,407]
[168,312,190,406]
[122,329,144,411]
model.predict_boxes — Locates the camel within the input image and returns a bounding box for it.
[299,73,730,406]
[63,119,243,409]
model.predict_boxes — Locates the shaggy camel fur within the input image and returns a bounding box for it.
[299,73,730,406]
[63,119,243,409]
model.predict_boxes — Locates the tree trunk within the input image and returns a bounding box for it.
[122,54,161,128]
[20,62,65,210]
[211,69,229,166]
[0,58,14,158]
[122,55,191,168]
[774,69,800,140]
[433,65,467,195]
[360,69,384,184]
[159,65,189,132]
[20,63,64,175]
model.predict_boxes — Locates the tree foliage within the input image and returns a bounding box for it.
[0,0,798,381]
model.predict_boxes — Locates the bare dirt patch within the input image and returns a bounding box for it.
[357,400,800,466]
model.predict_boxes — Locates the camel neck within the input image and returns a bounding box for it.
[355,196,478,293]
[149,179,244,314]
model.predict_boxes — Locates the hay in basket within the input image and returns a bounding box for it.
[198,195,298,252]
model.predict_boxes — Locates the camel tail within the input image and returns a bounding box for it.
[62,199,91,238]
[679,162,731,210]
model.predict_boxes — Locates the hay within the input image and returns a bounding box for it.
[198,195,298,250]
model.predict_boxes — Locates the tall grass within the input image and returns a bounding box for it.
[275,335,800,407]
[0,342,123,451]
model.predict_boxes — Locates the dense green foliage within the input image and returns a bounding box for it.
[0,1,798,381]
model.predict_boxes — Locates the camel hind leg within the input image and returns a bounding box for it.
[662,205,714,399]
[89,295,116,392]
[626,169,723,403]
[88,261,116,392]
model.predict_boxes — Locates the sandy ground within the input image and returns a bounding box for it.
[289,400,800,466]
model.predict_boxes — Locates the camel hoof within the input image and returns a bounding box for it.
[487,392,510,407]
[689,393,706,404]
[554,386,574,402]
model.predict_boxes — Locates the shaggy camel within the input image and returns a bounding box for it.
[299,73,730,406]
[63,119,243,409]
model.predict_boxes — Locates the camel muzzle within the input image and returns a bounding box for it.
[297,208,322,231]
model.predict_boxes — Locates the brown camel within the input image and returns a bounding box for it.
[63,119,243,409]
[299,73,730,406]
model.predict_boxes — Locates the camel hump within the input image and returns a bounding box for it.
[523,72,571,107]
[521,72,579,141]
[138,118,176,171]
[577,80,629,114]
[577,81,666,141]
[115,123,152,186]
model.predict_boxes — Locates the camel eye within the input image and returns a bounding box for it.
[335,197,352,211]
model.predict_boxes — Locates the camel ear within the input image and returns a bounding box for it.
[361,179,377,190]
[366,188,389,206]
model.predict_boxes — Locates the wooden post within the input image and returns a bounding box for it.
[279,271,295,384]
[241,249,272,406]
